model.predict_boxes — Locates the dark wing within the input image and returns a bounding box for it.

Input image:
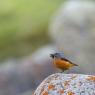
[61,58,78,66]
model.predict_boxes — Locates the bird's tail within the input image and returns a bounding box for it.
[72,63,78,66]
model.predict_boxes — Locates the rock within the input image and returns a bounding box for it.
[0,45,57,95]
[49,0,95,74]
[34,73,95,95]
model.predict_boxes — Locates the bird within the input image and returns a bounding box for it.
[50,52,78,72]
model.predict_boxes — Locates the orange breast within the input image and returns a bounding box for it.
[54,59,74,70]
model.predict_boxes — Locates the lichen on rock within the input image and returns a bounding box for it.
[33,73,95,95]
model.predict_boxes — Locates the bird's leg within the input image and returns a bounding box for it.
[60,70,65,73]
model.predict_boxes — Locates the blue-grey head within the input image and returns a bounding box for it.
[50,52,64,59]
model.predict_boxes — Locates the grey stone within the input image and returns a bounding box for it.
[34,73,95,95]
[49,0,95,74]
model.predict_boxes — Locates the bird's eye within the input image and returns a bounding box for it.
[50,54,54,58]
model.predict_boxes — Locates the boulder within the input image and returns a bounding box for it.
[34,73,95,95]
[49,0,95,74]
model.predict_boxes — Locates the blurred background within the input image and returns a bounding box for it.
[0,0,95,95]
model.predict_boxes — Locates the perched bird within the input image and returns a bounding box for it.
[50,52,78,72]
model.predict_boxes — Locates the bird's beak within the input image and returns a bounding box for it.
[50,54,54,58]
